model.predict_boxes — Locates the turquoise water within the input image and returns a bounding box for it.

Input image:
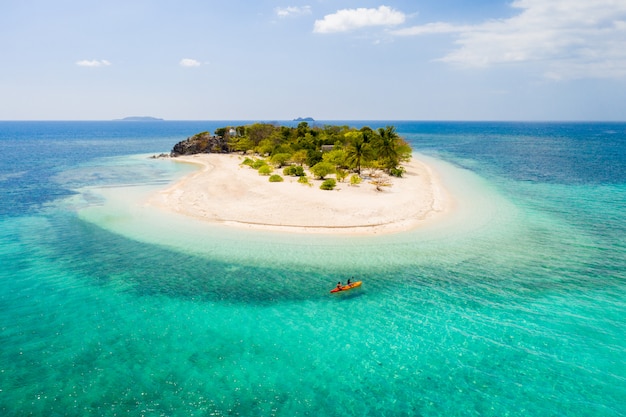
[1,122,624,416]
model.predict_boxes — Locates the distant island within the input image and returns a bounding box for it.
[293,117,315,122]
[115,116,164,121]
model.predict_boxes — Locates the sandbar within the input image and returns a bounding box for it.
[147,154,452,234]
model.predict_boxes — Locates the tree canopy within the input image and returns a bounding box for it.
[216,122,412,174]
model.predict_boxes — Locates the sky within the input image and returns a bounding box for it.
[1,0,626,121]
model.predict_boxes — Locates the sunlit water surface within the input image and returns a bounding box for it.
[1,121,624,416]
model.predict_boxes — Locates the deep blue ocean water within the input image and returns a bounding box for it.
[0,121,624,416]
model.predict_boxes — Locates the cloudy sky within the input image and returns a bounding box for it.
[2,0,626,120]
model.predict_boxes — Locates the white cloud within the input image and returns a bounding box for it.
[179,58,201,67]
[392,22,468,36]
[313,6,405,34]
[392,0,626,79]
[276,6,312,18]
[76,59,111,67]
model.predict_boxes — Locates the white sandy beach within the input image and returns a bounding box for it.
[147,154,452,234]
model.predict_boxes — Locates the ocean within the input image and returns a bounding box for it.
[0,121,624,416]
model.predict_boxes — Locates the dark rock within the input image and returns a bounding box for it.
[170,132,229,156]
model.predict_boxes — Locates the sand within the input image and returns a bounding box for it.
[146,153,452,234]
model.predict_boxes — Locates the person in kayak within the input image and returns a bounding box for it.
[336,282,342,290]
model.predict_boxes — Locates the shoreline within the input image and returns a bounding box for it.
[146,153,453,235]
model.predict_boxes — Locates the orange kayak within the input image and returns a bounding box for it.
[330,281,362,293]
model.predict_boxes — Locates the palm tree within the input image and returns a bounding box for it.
[344,132,372,175]
[375,126,401,172]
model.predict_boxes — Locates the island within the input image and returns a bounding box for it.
[148,122,451,234]
[293,117,315,122]
[115,116,164,121]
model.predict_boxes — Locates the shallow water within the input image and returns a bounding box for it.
[1,121,624,416]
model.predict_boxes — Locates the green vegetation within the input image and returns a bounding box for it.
[258,165,273,176]
[320,178,337,190]
[298,176,312,186]
[195,122,413,191]
[270,153,291,167]
[389,166,406,178]
[283,165,305,177]
[251,159,267,169]
[241,157,255,167]
[215,122,411,174]
[335,168,348,183]
[310,161,336,179]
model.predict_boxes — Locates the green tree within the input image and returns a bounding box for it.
[360,126,376,143]
[296,122,309,137]
[344,131,373,175]
[322,149,346,167]
[301,132,317,150]
[175,123,413,176]
[270,153,291,167]
[214,127,228,138]
[310,161,335,179]
[306,149,323,167]
[290,149,308,166]
[374,126,405,172]
[256,139,274,156]
[396,139,413,164]
[246,123,278,145]
[230,136,254,153]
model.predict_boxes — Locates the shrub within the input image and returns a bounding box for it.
[252,159,267,169]
[310,161,335,179]
[283,166,305,176]
[298,176,312,186]
[258,165,273,176]
[350,174,362,186]
[241,157,254,167]
[293,165,305,176]
[269,174,284,182]
[389,166,406,177]
[320,178,337,190]
[335,168,348,182]
[270,153,292,167]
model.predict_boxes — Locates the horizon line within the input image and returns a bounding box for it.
[2,119,626,123]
